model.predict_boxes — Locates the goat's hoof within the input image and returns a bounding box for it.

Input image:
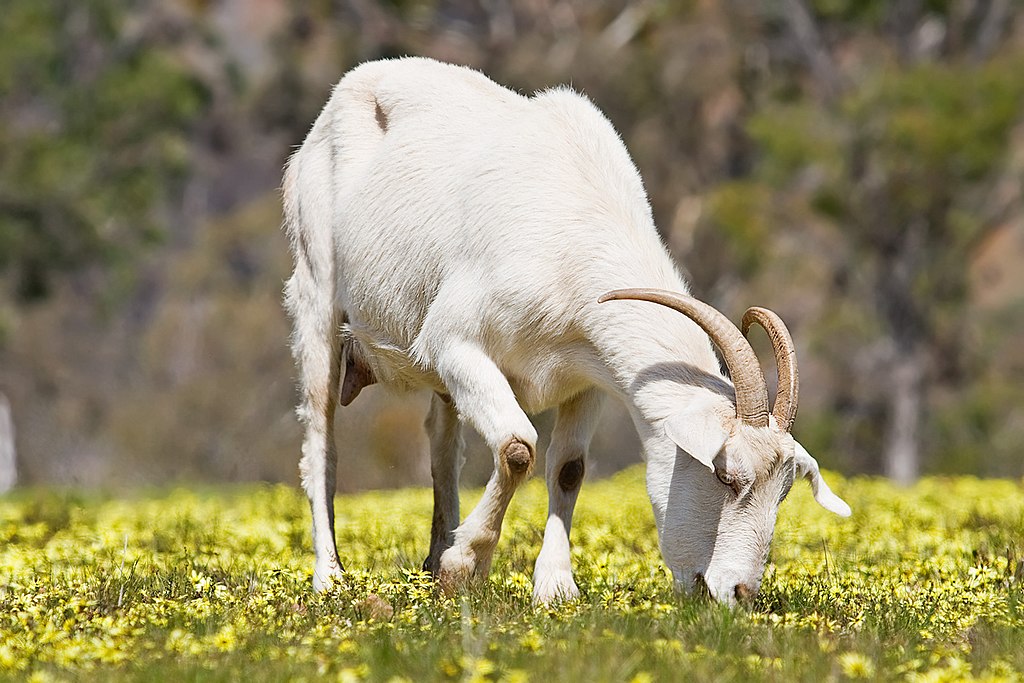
[422,552,445,577]
[532,569,580,605]
[312,564,345,592]
[437,548,477,594]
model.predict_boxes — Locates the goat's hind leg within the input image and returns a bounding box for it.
[286,271,344,592]
[422,392,464,575]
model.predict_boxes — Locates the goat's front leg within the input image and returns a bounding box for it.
[533,388,604,604]
[422,391,465,575]
[431,342,537,590]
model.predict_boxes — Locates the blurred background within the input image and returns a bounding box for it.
[1,0,1022,493]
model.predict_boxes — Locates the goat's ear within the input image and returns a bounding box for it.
[793,441,851,517]
[664,398,729,472]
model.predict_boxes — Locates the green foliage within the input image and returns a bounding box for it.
[809,0,888,25]
[746,105,846,186]
[0,0,207,300]
[1,470,1023,680]
[750,57,1024,235]
[739,49,1024,474]
[846,60,1024,189]
[930,303,1024,478]
[0,0,1021,491]
[703,182,775,276]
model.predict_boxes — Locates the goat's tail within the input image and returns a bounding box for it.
[282,134,341,431]
[283,61,397,427]
[283,137,347,586]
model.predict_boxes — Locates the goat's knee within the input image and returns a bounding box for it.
[500,438,535,480]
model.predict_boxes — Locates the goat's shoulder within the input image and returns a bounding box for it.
[532,86,616,133]
[530,87,650,221]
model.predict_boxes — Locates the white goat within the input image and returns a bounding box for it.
[283,57,850,605]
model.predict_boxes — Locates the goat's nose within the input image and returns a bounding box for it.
[734,583,757,603]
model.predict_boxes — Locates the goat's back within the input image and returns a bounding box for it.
[285,58,683,406]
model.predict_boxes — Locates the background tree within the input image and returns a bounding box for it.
[0,0,206,302]
[703,0,1024,482]
[1,0,1022,488]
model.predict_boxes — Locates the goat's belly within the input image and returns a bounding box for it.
[506,374,593,414]
[500,339,598,413]
[348,331,445,394]
[361,351,592,414]
[352,331,593,414]
[502,348,596,413]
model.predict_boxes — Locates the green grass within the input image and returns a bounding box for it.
[2,467,1023,681]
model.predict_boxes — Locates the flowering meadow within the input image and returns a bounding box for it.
[2,466,1023,682]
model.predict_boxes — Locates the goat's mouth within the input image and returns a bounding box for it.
[674,571,759,608]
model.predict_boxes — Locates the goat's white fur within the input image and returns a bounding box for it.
[283,57,849,605]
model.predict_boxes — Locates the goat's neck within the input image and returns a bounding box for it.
[589,307,735,428]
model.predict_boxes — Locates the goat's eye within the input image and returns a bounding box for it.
[716,470,738,492]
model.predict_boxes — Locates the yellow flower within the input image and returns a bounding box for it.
[461,656,496,683]
[839,652,876,679]
[337,668,362,683]
[0,643,25,671]
[212,624,237,652]
[518,629,543,652]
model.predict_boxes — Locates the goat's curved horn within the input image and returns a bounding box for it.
[598,288,770,427]
[741,307,799,433]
